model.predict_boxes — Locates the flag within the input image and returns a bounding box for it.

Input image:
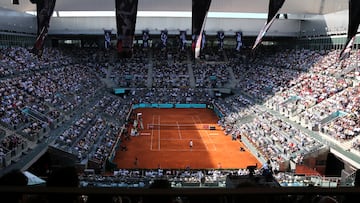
[30,0,56,57]
[195,24,207,58]
[339,0,360,60]
[201,31,206,50]
[142,30,149,48]
[252,0,285,50]
[217,31,225,50]
[115,0,138,58]
[160,30,168,48]
[179,31,187,50]
[192,0,211,58]
[194,30,203,58]
[236,32,243,51]
[104,30,112,49]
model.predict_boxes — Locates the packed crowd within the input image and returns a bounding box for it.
[79,167,258,189]
[90,122,120,165]
[0,47,72,78]
[271,73,351,109]
[152,62,190,88]
[0,45,360,174]
[193,63,231,88]
[112,61,149,88]
[309,49,360,79]
[215,93,323,170]
[73,117,107,160]
[129,88,212,104]
[198,46,226,62]
[298,83,360,140]
[55,112,97,151]
[153,47,189,64]
[263,52,358,145]
[234,64,301,100]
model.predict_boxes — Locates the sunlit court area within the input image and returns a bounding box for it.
[114,108,259,169]
[1,0,360,202]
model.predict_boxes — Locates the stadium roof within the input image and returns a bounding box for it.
[0,0,349,15]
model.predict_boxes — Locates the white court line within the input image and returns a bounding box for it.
[158,115,161,151]
[149,148,214,152]
[176,121,182,139]
[195,115,217,151]
[160,138,203,141]
[208,133,219,136]
[191,116,210,150]
[150,115,155,150]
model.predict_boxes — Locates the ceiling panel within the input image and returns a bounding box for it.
[0,0,349,14]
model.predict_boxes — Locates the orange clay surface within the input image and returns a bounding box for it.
[113,108,260,169]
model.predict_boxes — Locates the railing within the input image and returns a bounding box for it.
[0,186,359,202]
[341,170,357,186]
[21,107,51,124]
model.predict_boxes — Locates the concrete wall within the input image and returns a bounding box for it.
[0,7,36,34]
[323,10,349,34]
[299,10,355,37]
[48,16,301,37]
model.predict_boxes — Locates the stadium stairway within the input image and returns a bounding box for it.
[0,126,13,139]
[145,48,154,88]
[99,65,117,89]
[335,63,357,78]
[222,50,229,63]
[225,64,237,89]
[187,62,196,88]
[221,50,238,89]
[236,114,256,125]
[146,60,154,88]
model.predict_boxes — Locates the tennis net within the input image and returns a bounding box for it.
[147,123,210,130]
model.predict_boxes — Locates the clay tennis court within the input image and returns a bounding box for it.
[113,108,260,169]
